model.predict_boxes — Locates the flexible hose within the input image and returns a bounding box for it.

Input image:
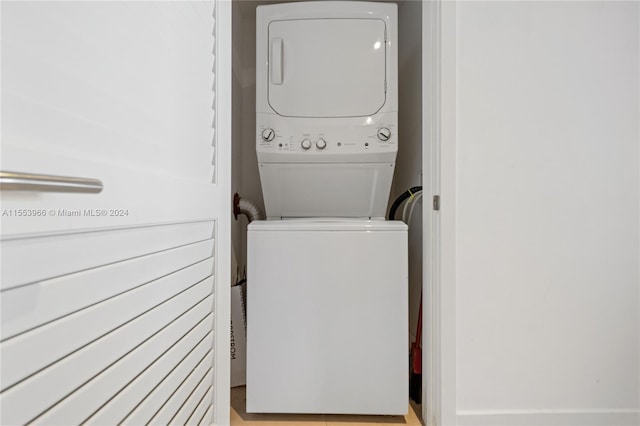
[403,191,423,224]
[233,193,264,222]
[388,186,422,220]
[238,198,264,222]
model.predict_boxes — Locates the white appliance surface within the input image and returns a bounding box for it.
[256,1,398,218]
[246,220,408,415]
[267,18,386,118]
[259,162,395,219]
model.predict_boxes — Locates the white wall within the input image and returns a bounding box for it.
[439,2,640,424]
[231,0,265,274]
[231,0,243,278]
[395,0,423,343]
[394,0,423,199]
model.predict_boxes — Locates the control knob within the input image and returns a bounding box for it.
[261,128,276,142]
[301,139,312,150]
[316,138,327,150]
[377,127,391,141]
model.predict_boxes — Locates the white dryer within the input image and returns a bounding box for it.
[256,1,398,218]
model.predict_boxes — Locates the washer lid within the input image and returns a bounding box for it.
[267,18,387,118]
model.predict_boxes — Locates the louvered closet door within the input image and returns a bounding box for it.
[0,1,229,425]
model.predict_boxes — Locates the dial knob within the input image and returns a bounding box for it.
[377,127,391,141]
[261,128,276,142]
[316,138,327,150]
[301,139,312,150]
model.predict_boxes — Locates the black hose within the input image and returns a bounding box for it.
[388,186,422,220]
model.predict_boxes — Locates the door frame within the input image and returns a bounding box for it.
[423,1,456,425]
[422,0,440,423]
[213,0,233,425]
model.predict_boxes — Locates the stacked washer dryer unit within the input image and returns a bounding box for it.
[247,1,408,416]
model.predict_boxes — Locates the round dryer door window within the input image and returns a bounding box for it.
[267,18,387,118]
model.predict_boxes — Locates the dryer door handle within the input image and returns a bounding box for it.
[270,38,283,85]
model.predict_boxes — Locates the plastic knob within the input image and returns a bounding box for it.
[316,138,327,150]
[261,128,276,142]
[377,127,391,141]
[301,139,312,150]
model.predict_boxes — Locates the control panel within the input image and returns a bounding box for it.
[256,113,397,163]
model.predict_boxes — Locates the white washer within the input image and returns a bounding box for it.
[246,220,408,415]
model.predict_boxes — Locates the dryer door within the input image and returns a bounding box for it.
[267,19,386,118]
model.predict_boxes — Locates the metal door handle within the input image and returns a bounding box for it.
[0,171,103,193]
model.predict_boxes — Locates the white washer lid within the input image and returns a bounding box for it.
[248,219,407,232]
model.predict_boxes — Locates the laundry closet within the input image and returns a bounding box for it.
[229,0,425,419]
[227,1,640,424]
[1,1,636,425]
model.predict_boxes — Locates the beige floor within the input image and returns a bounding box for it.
[231,386,423,426]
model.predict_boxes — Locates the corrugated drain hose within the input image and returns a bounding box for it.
[233,193,264,222]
